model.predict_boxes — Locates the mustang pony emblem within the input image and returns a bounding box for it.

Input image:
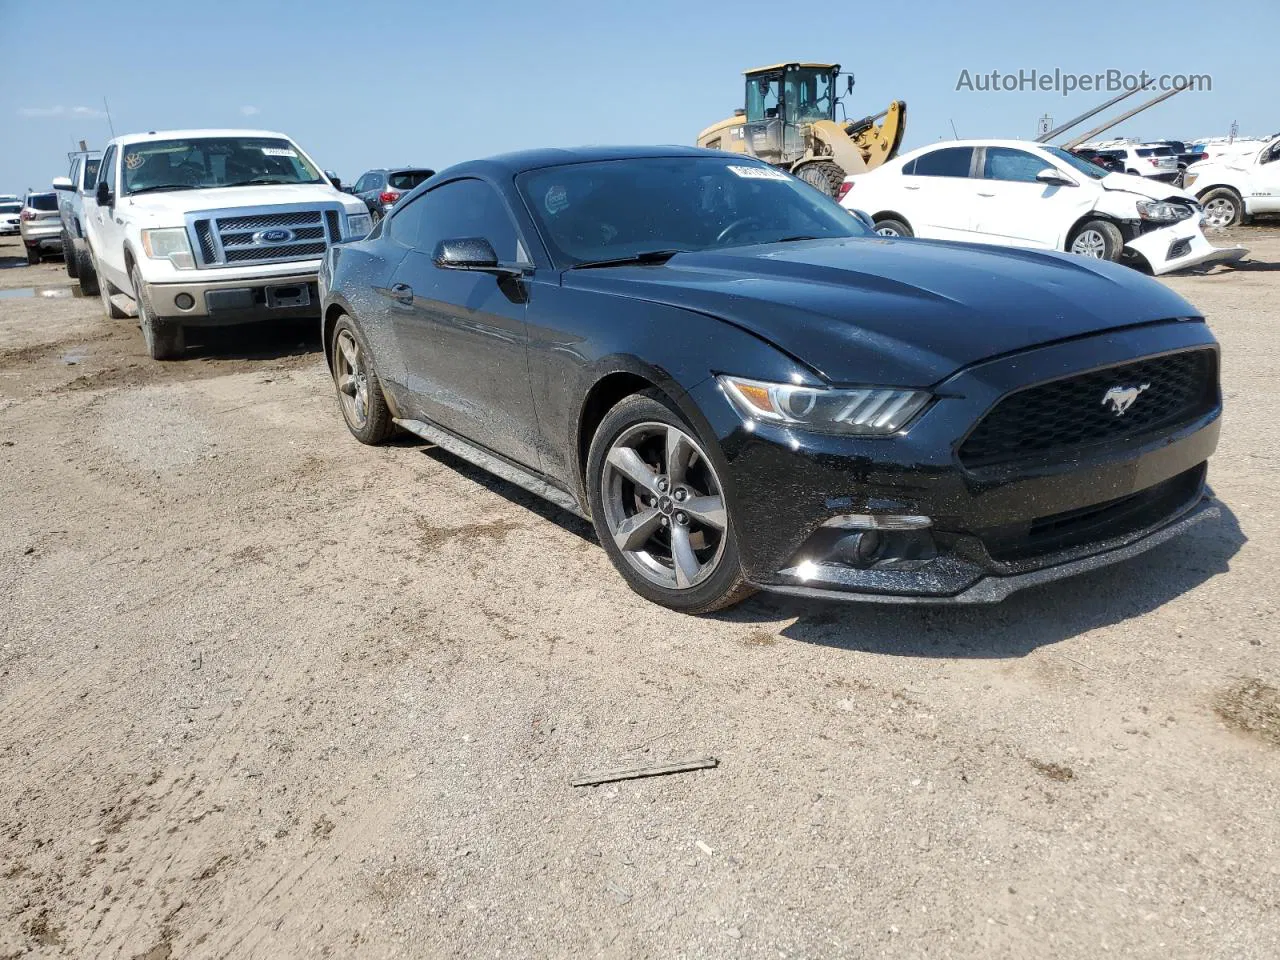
[1101,383,1151,416]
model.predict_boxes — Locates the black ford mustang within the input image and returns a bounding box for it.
[318,145,1221,614]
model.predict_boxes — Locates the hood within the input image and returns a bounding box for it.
[563,237,1198,385]
[120,183,362,225]
[1099,172,1193,202]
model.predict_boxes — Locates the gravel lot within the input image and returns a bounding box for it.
[1,230,1278,960]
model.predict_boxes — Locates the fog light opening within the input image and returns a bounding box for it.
[831,530,884,566]
[174,293,196,311]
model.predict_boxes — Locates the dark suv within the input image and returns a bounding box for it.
[350,167,435,221]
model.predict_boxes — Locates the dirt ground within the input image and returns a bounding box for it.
[1,227,1277,960]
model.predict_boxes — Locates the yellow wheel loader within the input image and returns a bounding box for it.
[696,62,906,197]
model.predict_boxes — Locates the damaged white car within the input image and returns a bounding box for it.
[838,139,1245,275]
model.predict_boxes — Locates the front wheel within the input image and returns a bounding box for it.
[132,265,185,360]
[585,390,753,614]
[63,232,78,278]
[873,218,913,238]
[1068,220,1124,261]
[76,244,99,295]
[1199,188,1243,228]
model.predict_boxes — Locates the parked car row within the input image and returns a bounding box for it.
[837,138,1246,275]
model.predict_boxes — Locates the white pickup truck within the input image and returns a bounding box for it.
[80,129,371,359]
[1184,135,1280,228]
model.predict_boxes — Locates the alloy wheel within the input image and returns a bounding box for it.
[600,422,728,590]
[876,226,902,237]
[1070,229,1107,258]
[334,329,370,428]
[1202,198,1236,228]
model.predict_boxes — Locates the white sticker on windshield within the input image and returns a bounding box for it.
[727,164,790,181]
[261,147,297,158]
[124,153,146,170]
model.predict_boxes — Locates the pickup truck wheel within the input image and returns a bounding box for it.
[1068,220,1123,261]
[331,315,394,444]
[25,246,40,266]
[1199,188,1243,228]
[62,232,78,278]
[76,245,100,295]
[132,265,185,361]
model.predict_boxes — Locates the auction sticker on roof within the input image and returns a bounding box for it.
[727,165,791,181]
[261,147,297,158]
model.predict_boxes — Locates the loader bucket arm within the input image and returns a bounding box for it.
[810,100,907,176]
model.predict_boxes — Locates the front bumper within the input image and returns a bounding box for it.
[145,270,320,327]
[690,320,1222,604]
[1125,218,1247,275]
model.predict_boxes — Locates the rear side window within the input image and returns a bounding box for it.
[97,146,117,190]
[388,170,434,191]
[1137,147,1173,157]
[908,147,974,178]
[982,148,1049,183]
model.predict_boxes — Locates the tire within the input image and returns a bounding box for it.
[25,246,40,266]
[873,218,913,238]
[585,389,754,614]
[1198,187,1244,228]
[132,265,185,360]
[76,244,99,295]
[794,160,846,198]
[62,232,78,278]
[1067,219,1124,262]
[330,314,395,444]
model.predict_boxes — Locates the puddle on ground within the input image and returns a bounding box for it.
[0,286,83,300]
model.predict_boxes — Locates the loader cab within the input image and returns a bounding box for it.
[743,63,843,165]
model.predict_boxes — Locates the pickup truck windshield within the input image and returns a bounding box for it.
[121,137,323,195]
[517,156,866,267]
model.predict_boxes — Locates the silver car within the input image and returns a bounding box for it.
[0,200,20,236]
[19,191,62,265]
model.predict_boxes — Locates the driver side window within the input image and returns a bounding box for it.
[97,146,116,191]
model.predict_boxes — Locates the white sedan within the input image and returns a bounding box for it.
[838,139,1245,275]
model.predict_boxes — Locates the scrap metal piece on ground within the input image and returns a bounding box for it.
[570,757,718,788]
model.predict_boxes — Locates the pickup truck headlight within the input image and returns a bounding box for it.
[344,212,372,239]
[1136,200,1191,223]
[719,375,931,436]
[140,227,195,269]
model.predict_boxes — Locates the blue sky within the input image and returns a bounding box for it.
[2,0,1276,193]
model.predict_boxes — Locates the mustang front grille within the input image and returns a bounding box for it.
[958,348,1218,468]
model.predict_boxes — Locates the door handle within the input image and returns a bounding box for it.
[977,192,996,197]
[390,282,413,305]
[904,185,921,191]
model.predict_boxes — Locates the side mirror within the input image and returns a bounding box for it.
[1036,168,1076,187]
[52,177,73,192]
[433,237,524,277]
[95,180,113,206]
[325,170,342,190]
[846,75,855,94]
[849,208,875,230]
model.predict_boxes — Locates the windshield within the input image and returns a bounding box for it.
[121,137,323,194]
[388,170,434,191]
[787,68,836,122]
[0,203,21,214]
[517,156,868,267]
[1044,146,1108,180]
[26,193,58,211]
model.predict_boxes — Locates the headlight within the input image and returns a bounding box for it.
[344,212,372,238]
[718,375,931,436]
[1136,199,1190,222]
[140,227,195,269]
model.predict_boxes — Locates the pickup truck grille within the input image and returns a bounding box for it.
[186,202,346,268]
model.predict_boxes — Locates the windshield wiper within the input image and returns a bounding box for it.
[127,184,199,195]
[775,235,820,243]
[222,178,297,187]
[569,249,685,270]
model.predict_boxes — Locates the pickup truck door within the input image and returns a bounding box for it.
[970,147,1095,249]
[87,145,128,290]
[1246,140,1280,214]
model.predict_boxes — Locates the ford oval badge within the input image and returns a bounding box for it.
[254,228,294,244]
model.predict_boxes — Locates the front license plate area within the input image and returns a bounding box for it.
[266,284,310,309]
